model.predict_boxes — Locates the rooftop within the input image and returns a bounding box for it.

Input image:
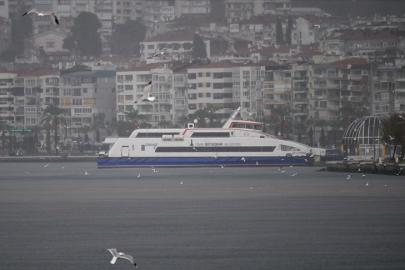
[144,30,195,43]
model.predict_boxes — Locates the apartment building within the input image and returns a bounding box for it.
[140,30,195,62]
[321,28,404,57]
[291,57,372,128]
[0,71,15,127]
[187,60,238,120]
[371,60,405,116]
[59,70,116,140]
[116,63,157,122]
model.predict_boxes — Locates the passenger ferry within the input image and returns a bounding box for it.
[97,108,321,168]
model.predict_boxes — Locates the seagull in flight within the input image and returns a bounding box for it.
[107,248,137,267]
[291,173,297,176]
[152,168,158,173]
[179,180,183,185]
[364,181,369,186]
[389,135,395,141]
[44,164,49,167]
[241,157,245,162]
[147,47,170,59]
[362,173,366,178]
[22,8,59,25]
[85,171,89,175]
[137,173,140,178]
[135,81,155,103]
[220,165,224,168]
[347,175,351,180]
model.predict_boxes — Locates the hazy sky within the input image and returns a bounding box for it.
[292,0,405,17]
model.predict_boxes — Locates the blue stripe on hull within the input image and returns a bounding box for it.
[97,156,309,168]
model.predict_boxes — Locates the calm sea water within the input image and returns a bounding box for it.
[0,162,404,270]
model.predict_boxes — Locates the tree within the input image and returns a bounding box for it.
[124,109,145,123]
[285,16,293,45]
[308,126,314,147]
[269,107,291,137]
[1,4,32,61]
[192,105,218,128]
[276,17,284,45]
[0,122,12,151]
[63,11,102,57]
[110,19,147,57]
[338,104,368,129]
[381,113,405,159]
[41,105,66,156]
[80,125,91,142]
[192,34,207,59]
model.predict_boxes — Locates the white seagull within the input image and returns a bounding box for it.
[22,8,59,25]
[107,248,137,267]
[362,173,366,178]
[389,135,395,141]
[241,157,245,162]
[85,171,89,175]
[44,164,49,167]
[135,81,155,103]
[179,180,183,185]
[137,173,140,178]
[364,181,369,186]
[147,47,169,59]
[220,165,225,168]
[291,173,297,176]
[347,175,351,180]
[152,168,158,173]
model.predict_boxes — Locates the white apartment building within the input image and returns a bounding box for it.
[226,0,291,23]
[187,60,237,120]
[140,30,195,62]
[0,71,15,127]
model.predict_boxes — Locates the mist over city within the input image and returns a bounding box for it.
[1,1,405,270]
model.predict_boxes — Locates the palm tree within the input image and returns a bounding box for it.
[328,120,341,148]
[269,107,291,138]
[0,121,12,152]
[80,125,92,142]
[338,104,368,130]
[28,125,43,153]
[306,117,315,146]
[192,105,218,128]
[124,109,145,123]
[41,104,66,156]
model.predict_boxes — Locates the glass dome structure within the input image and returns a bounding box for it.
[341,116,387,158]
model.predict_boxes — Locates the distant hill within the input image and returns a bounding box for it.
[292,0,405,17]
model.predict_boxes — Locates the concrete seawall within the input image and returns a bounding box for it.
[0,156,98,163]
[326,160,405,175]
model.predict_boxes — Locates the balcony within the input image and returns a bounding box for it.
[349,96,363,102]
[350,85,362,91]
[292,76,308,80]
[293,110,308,115]
[293,87,308,92]
[293,98,309,103]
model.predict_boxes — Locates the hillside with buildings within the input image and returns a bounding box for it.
[0,0,404,154]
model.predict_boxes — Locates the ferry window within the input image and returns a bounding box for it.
[281,145,299,151]
[141,145,145,151]
[232,124,245,128]
[191,132,230,137]
[245,124,253,129]
[132,145,134,151]
[254,125,262,130]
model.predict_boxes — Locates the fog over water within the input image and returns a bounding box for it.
[1,162,405,270]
